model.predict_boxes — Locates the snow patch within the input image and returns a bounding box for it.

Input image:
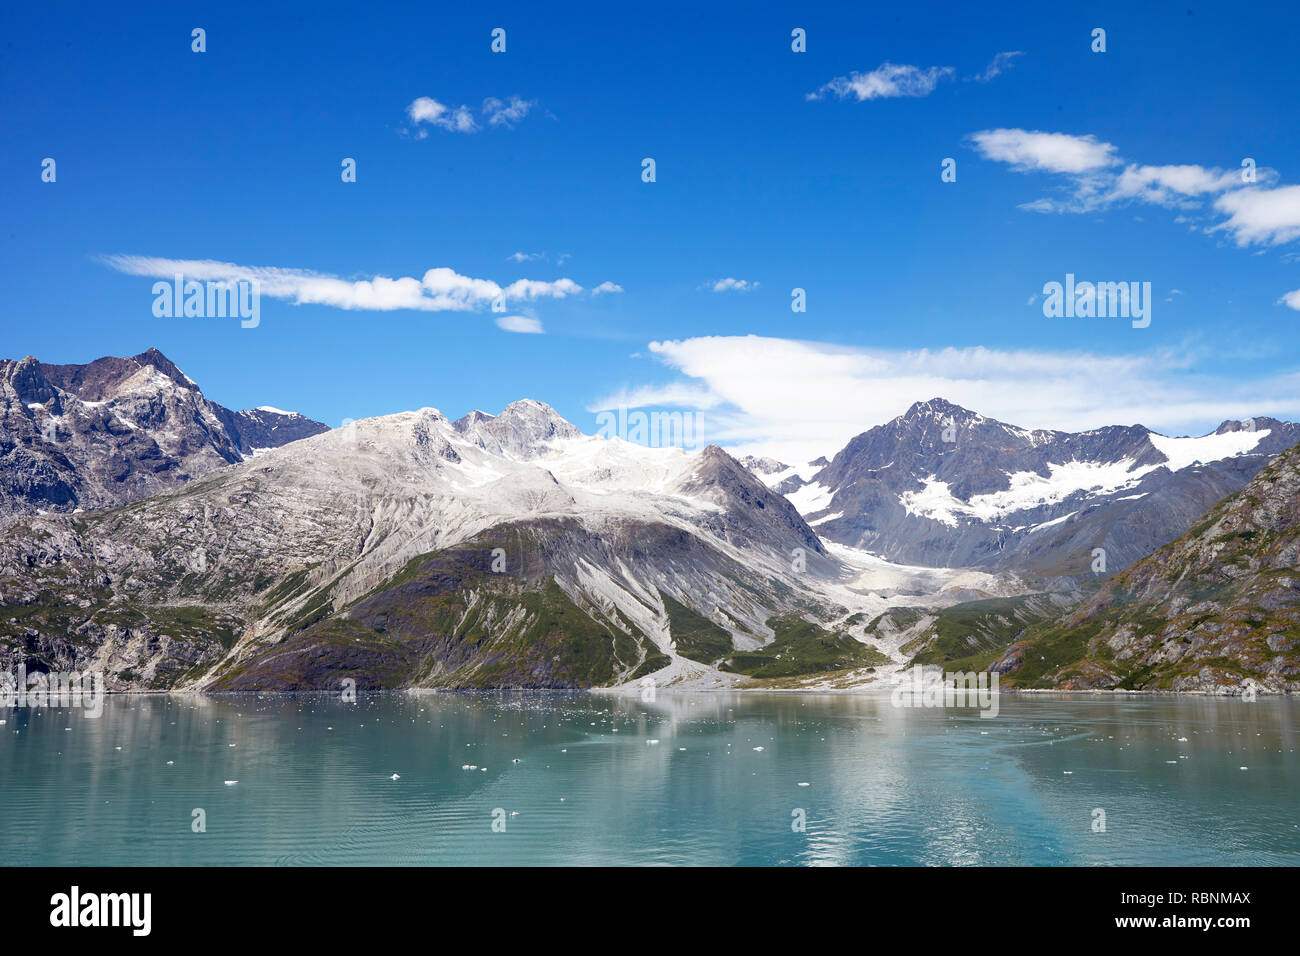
[1148,429,1269,472]
[786,481,834,515]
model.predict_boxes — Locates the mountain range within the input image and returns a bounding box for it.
[0,348,328,520]
[0,348,1295,693]
[745,397,1300,577]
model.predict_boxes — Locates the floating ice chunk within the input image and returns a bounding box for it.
[224,780,238,786]
[390,773,400,780]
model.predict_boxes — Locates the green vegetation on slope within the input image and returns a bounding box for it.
[721,613,889,679]
[660,590,733,663]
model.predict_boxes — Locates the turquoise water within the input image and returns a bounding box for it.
[1,691,1297,866]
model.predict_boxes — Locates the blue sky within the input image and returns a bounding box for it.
[3,1,1299,461]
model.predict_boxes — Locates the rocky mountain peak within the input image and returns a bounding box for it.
[1213,416,1281,436]
[453,409,497,431]
[901,397,982,423]
[0,348,328,516]
[455,398,580,459]
[739,454,792,476]
[499,399,579,433]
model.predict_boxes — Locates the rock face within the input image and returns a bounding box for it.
[942,440,1300,692]
[754,398,1300,577]
[0,404,872,692]
[0,348,328,518]
[452,400,582,459]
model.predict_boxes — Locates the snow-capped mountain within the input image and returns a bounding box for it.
[0,400,1019,692]
[0,348,328,517]
[754,398,1300,576]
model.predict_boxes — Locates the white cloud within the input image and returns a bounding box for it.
[972,51,1023,82]
[594,334,1300,463]
[1110,164,1244,204]
[592,281,624,295]
[967,128,1118,174]
[502,277,582,300]
[808,62,954,101]
[100,255,590,313]
[711,277,757,292]
[483,96,536,128]
[407,97,477,133]
[496,315,544,334]
[407,94,538,135]
[1279,288,1300,311]
[1214,185,1300,246]
[971,129,1298,251]
[508,251,544,262]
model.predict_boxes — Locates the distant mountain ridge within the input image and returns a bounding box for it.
[0,347,328,516]
[745,398,1300,577]
[929,440,1300,693]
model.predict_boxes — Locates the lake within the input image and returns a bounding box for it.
[1,691,1296,866]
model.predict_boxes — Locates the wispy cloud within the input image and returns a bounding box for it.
[496,315,544,334]
[710,277,757,292]
[405,94,538,136]
[592,281,624,295]
[593,334,1300,462]
[969,127,1298,266]
[807,62,955,102]
[100,255,603,314]
[1279,288,1300,311]
[971,51,1023,82]
[482,96,536,128]
[406,97,477,134]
